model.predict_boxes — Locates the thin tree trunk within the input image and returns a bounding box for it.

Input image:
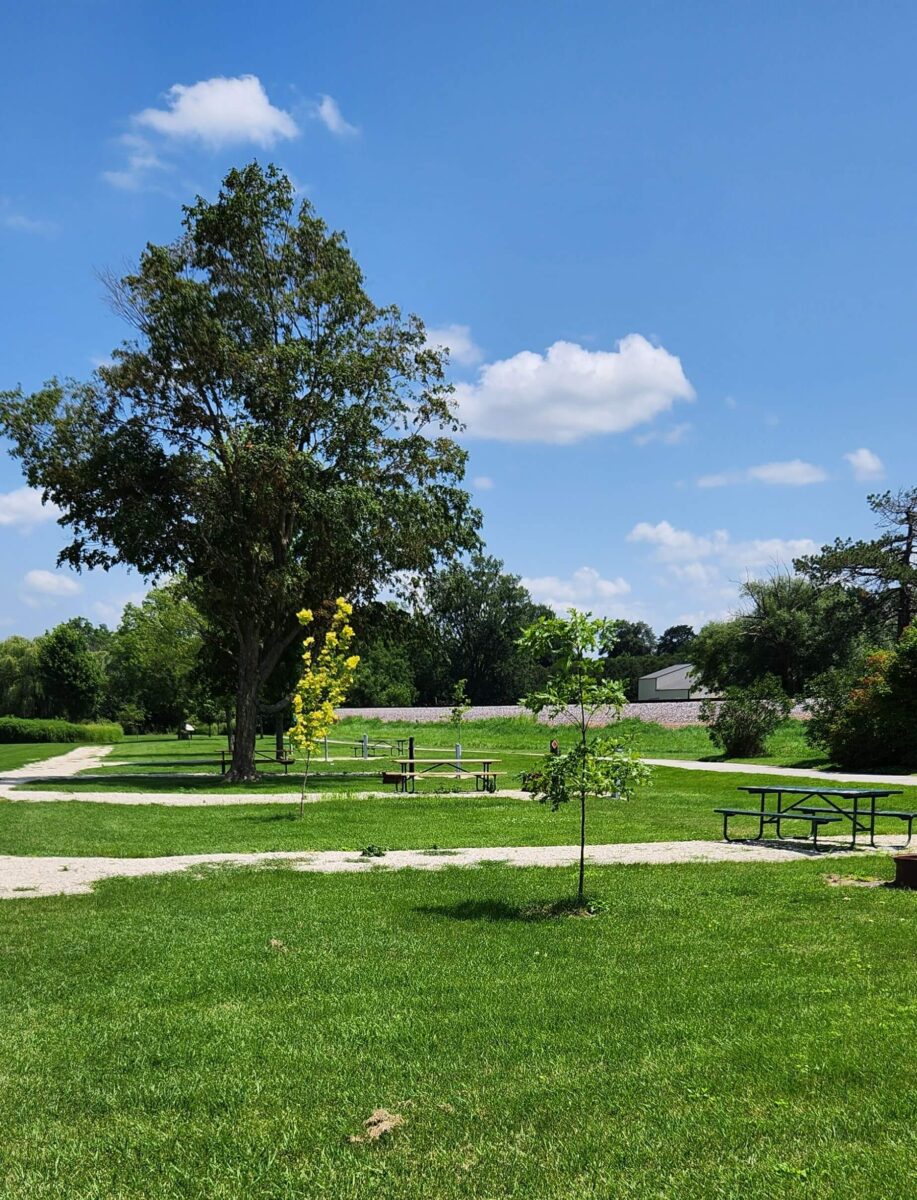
[228,633,261,781]
[578,783,586,904]
[299,750,311,819]
[578,662,587,905]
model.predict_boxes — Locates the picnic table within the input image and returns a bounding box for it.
[352,736,409,757]
[390,757,502,794]
[715,785,914,849]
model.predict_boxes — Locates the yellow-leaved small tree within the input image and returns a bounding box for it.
[289,598,360,815]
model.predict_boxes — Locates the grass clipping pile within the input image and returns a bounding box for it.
[347,1109,405,1145]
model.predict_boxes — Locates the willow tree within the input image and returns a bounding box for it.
[0,163,477,779]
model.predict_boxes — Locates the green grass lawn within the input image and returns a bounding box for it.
[1,859,914,1199]
[5,764,917,858]
[13,718,836,798]
[0,743,79,773]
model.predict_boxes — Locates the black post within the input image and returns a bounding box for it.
[408,735,415,794]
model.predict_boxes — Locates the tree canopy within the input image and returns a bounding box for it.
[607,620,657,658]
[35,619,107,723]
[795,488,917,639]
[419,553,553,703]
[690,573,877,696]
[0,163,478,777]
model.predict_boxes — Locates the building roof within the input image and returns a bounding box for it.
[639,662,695,682]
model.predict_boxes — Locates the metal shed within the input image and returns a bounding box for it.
[637,662,706,702]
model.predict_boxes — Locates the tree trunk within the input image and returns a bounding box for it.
[578,785,587,905]
[228,633,261,781]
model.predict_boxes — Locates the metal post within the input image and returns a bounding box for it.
[362,733,369,760]
[408,736,415,793]
[455,741,461,777]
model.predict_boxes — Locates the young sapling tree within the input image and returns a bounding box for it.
[519,609,649,906]
[448,677,471,732]
[288,599,360,816]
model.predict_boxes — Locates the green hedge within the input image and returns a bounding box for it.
[0,717,124,744]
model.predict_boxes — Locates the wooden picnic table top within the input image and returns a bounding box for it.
[737,785,903,798]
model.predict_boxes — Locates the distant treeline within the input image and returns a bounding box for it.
[0,557,696,732]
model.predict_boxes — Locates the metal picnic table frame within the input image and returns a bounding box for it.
[733,785,907,849]
[393,757,500,794]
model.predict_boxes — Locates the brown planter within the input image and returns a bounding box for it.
[892,854,917,889]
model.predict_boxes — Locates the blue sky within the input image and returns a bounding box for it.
[1,0,914,638]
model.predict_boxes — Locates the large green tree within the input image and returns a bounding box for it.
[0,636,43,718]
[795,488,917,639]
[656,623,695,656]
[109,584,205,731]
[0,164,477,778]
[36,619,106,722]
[607,620,657,658]
[691,573,876,696]
[420,553,552,703]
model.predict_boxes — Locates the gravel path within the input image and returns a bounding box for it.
[2,745,115,781]
[641,758,917,787]
[1,837,899,900]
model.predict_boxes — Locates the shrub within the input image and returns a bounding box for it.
[0,717,123,744]
[699,677,792,757]
[805,653,891,769]
[113,704,147,735]
[806,623,917,768]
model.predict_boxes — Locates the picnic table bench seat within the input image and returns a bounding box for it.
[714,806,843,847]
[797,806,917,842]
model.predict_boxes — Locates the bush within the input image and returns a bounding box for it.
[113,703,147,735]
[805,654,890,769]
[806,623,917,769]
[699,677,792,757]
[0,717,123,744]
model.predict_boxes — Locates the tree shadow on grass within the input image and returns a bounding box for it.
[416,897,600,923]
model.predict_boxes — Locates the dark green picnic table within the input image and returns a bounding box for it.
[715,785,915,849]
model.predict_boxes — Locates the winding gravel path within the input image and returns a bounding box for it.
[640,758,917,787]
[1,837,900,900]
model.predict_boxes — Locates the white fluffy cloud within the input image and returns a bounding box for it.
[698,459,828,488]
[0,487,61,532]
[22,569,82,602]
[135,75,298,147]
[472,475,494,490]
[424,324,483,367]
[628,520,817,571]
[521,567,632,616]
[453,334,695,443]
[628,521,727,562]
[844,447,885,481]
[627,520,819,627]
[313,94,358,137]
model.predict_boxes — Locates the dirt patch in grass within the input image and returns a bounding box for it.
[824,873,886,888]
[347,1108,405,1144]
